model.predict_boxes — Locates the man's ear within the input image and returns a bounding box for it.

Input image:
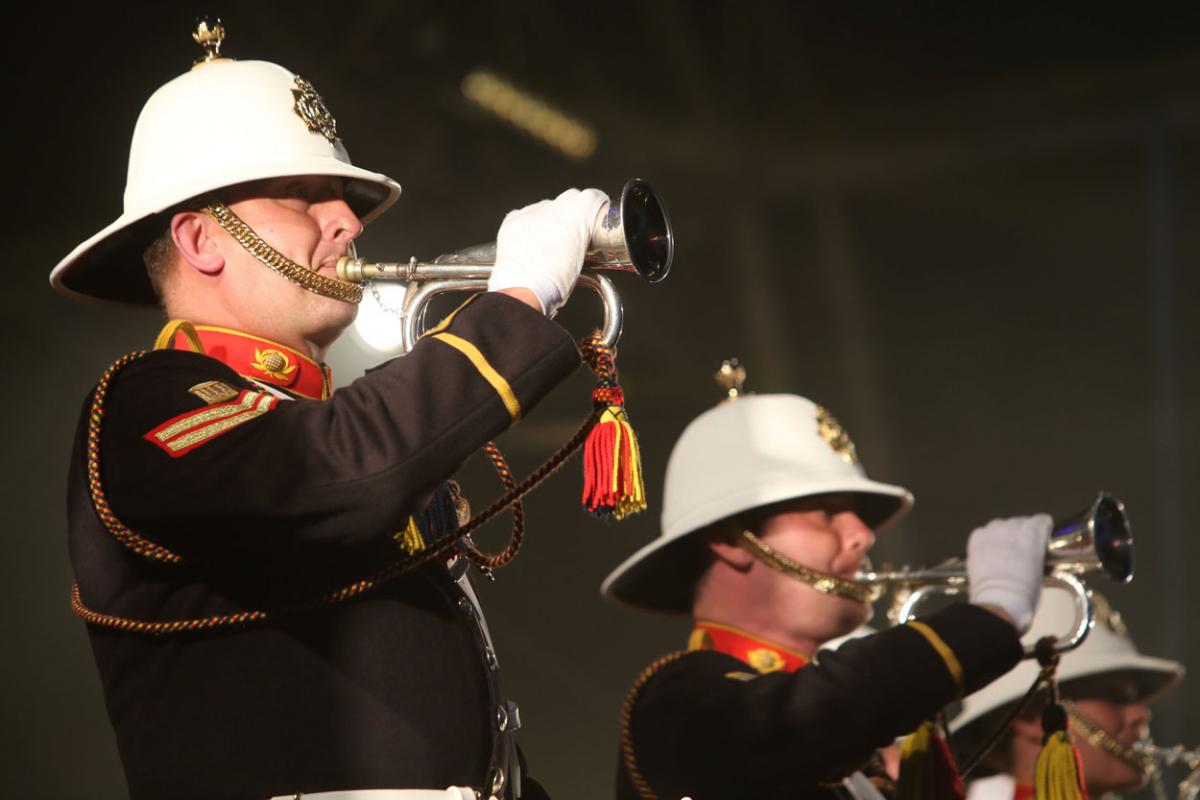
[706,526,756,571]
[171,211,225,275]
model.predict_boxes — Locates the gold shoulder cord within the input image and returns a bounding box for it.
[619,651,689,800]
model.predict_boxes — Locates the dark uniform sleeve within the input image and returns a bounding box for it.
[619,604,1021,799]
[99,293,580,563]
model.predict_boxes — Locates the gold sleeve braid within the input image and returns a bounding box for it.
[417,295,522,422]
[418,294,479,338]
[431,332,522,423]
[905,620,964,694]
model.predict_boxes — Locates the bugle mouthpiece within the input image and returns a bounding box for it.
[336,256,367,283]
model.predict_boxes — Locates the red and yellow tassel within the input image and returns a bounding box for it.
[896,720,966,800]
[582,386,646,519]
[580,334,646,520]
[1035,704,1088,800]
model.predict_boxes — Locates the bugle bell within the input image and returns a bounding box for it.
[337,178,673,353]
[856,492,1133,658]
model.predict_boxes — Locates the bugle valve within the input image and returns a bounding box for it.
[337,178,673,353]
[856,492,1133,658]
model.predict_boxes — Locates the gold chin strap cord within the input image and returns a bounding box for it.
[1063,701,1149,773]
[738,530,882,604]
[202,201,364,304]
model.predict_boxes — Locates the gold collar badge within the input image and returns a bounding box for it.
[292,76,340,145]
[252,348,298,382]
[746,648,786,674]
[815,404,859,465]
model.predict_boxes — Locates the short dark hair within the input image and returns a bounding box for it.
[688,525,722,603]
[142,224,176,301]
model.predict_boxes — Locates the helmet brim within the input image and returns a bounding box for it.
[600,479,913,615]
[49,160,399,305]
[951,651,1184,734]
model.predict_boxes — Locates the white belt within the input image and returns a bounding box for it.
[271,789,485,800]
[841,771,888,800]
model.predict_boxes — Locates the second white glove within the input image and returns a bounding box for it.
[488,187,610,316]
[966,513,1052,634]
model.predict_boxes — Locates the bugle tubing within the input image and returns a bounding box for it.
[856,493,1132,658]
[336,178,673,353]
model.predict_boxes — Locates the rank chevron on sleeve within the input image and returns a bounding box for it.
[144,389,278,457]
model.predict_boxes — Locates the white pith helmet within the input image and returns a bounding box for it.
[50,26,400,305]
[951,587,1184,733]
[601,392,913,614]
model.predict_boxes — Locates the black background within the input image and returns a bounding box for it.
[6,3,1199,797]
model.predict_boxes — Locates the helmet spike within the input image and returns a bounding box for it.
[714,358,747,402]
[192,17,227,65]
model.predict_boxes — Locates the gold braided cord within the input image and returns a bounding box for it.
[87,351,185,564]
[1064,701,1149,772]
[461,442,525,571]
[70,536,454,636]
[619,651,688,800]
[738,531,881,604]
[74,330,619,635]
[76,349,451,635]
[72,583,268,634]
[201,202,363,304]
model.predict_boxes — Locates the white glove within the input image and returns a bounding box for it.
[488,187,610,316]
[966,514,1052,633]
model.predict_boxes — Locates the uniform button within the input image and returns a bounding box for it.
[485,646,499,671]
[489,766,506,795]
[457,596,474,617]
[503,700,521,732]
[496,704,508,731]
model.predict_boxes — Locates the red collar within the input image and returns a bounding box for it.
[1014,784,1034,800]
[157,321,332,400]
[688,621,809,673]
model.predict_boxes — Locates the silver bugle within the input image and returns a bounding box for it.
[1133,740,1200,770]
[857,493,1133,658]
[1135,738,1200,800]
[336,178,673,353]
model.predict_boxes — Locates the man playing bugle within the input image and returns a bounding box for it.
[951,588,1184,799]
[55,18,611,800]
[602,366,1052,799]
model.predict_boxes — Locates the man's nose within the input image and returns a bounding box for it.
[1125,702,1151,736]
[838,511,876,553]
[318,197,363,244]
